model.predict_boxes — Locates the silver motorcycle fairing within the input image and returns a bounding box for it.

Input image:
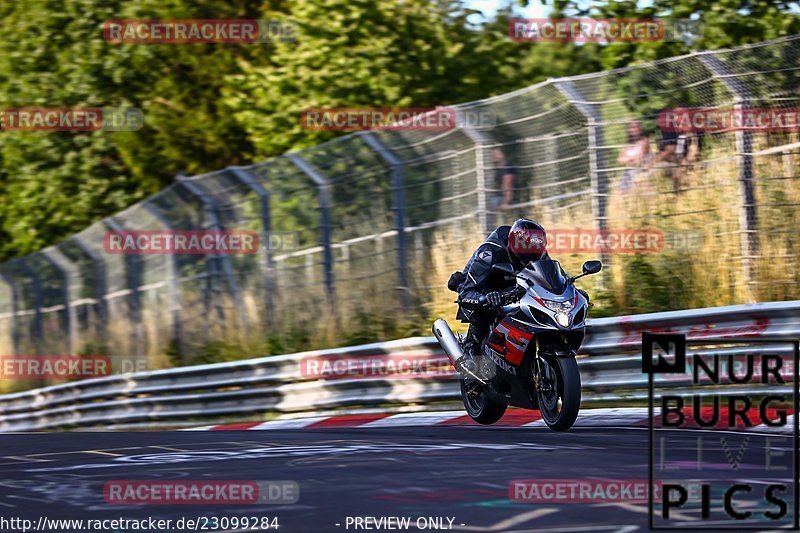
[498,272,589,332]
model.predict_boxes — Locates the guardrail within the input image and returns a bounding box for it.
[1,301,799,432]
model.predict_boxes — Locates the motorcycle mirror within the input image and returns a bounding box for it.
[491,262,515,276]
[582,260,602,275]
[569,260,603,284]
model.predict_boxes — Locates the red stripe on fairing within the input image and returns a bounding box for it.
[503,324,533,365]
[505,343,525,365]
[211,422,263,431]
[488,340,506,354]
[306,413,392,427]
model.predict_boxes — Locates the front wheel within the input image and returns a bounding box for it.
[460,379,507,424]
[536,355,581,431]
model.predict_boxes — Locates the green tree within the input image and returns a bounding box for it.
[0,0,279,258]
[1,0,798,262]
[224,0,593,158]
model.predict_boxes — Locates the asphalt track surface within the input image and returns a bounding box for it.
[0,427,794,532]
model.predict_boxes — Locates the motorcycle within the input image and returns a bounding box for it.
[433,259,602,431]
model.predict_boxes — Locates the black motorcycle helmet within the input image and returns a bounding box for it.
[507,219,547,268]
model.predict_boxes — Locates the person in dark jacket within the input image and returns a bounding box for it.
[449,219,549,360]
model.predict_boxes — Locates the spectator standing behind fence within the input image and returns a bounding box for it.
[654,110,704,194]
[617,120,652,193]
[491,148,516,211]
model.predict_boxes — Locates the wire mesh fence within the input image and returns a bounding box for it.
[0,35,799,387]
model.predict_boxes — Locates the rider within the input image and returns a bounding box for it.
[448,219,549,362]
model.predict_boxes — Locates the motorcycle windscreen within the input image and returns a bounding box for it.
[525,259,569,294]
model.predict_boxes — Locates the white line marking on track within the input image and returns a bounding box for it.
[248,417,330,430]
[362,411,465,427]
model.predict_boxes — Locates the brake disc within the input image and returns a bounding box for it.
[465,381,482,400]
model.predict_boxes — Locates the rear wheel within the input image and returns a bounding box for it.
[460,379,506,424]
[536,355,581,431]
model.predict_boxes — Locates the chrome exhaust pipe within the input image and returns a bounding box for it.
[432,319,487,384]
[432,318,464,367]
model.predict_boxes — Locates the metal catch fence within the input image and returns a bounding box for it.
[0,35,799,378]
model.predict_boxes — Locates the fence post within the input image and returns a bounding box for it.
[357,132,411,310]
[70,237,108,342]
[139,205,182,358]
[40,249,73,355]
[287,154,335,305]
[228,165,276,327]
[11,258,44,355]
[0,270,20,354]
[103,218,147,355]
[697,53,759,301]
[177,176,249,337]
[455,111,491,236]
[553,79,611,287]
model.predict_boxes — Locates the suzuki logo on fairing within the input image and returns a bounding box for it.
[489,351,517,375]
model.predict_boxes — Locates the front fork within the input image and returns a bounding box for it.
[533,335,567,394]
[533,337,542,392]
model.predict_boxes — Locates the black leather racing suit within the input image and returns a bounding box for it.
[454,226,548,356]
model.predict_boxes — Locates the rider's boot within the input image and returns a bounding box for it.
[457,326,483,377]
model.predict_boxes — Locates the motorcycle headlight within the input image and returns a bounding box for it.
[555,312,571,328]
[542,299,573,313]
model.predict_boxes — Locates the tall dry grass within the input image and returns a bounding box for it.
[2,132,799,392]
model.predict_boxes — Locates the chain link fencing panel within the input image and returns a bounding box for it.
[0,35,798,388]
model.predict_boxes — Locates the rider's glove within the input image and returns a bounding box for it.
[508,285,527,303]
[485,291,504,308]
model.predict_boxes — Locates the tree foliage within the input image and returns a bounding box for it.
[0,0,798,259]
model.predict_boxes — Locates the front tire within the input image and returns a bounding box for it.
[460,379,507,424]
[537,355,581,431]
